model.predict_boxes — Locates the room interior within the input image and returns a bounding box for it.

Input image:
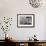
[0,0,46,46]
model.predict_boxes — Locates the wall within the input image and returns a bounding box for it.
[0,0,46,40]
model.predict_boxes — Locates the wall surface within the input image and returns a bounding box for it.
[0,0,46,40]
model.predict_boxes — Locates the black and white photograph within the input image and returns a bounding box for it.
[17,14,35,28]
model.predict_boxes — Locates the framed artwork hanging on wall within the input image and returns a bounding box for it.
[17,14,35,28]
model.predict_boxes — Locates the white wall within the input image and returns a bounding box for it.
[0,0,46,40]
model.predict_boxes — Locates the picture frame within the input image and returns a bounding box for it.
[17,14,35,28]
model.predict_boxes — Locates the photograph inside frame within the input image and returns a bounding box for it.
[17,14,35,28]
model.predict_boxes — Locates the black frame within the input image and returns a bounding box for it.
[17,14,35,28]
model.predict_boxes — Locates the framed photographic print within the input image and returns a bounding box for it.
[17,14,35,28]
